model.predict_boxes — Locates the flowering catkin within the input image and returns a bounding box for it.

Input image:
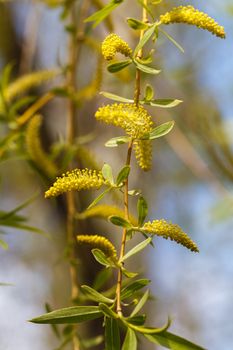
[26,115,58,178]
[160,6,225,39]
[142,219,199,252]
[45,169,106,198]
[134,139,152,171]
[102,33,132,61]
[77,204,138,226]
[77,235,117,259]
[95,103,153,139]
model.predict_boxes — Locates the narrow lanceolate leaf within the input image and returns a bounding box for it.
[109,215,132,229]
[134,23,157,56]
[127,18,149,30]
[145,331,206,349]
[105,136,131,147]
[92,249,116,267]
[122,329,137,350]
[100,91,134,103]
[30,306,102,324]
[137,196,148,226]
[142,98,183,108]
[99,303,118,319]
[105,317,120,350]
[121,279,150,300]
[134,60,161,75]
[121,238,152,263]
[142,121,175,140]
[81,285,114,304]
[159,28,185,53]
[131,290,150,316]
[121,267,138,278]
[116,165,131,185]
[84,1,122,27]
[126,314,146,326]
[107,59,132,73]
[102,163,114,184]
[144,84,154,101]
[87,187,112,210]
[125,318,171,335]
[0,238,8,250]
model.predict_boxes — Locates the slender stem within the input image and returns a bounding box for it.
[66,1,90,349]
[116,0,148,316]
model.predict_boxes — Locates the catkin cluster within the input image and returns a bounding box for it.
[134,140,152,171]
[142,219,199,252]
[102,33,132,60]
[45,169,106,198]
[26,115,58,178]
[95,103,153,139]
[160,6,225,38]
[77,234,117,259]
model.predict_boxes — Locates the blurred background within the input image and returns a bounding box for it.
[0,0,232,349]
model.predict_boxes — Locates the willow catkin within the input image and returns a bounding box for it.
[160,6,225,39]
[142,219,199,252]
[26,114,58,178]
[77,234,117,259]
[102,33,132,61]
[45,169,106,198]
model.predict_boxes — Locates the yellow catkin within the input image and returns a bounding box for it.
[102,33,132,61]
[134,140,152,171]
[160,6,225,39]
[45,168,106,198]
[95,103,153,139]
[26,115,58,178]
[77,204,138,226]
[77,234,117,258]
[142,219,199,252]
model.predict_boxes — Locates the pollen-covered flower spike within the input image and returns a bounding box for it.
[142,219,199,252]
[160,6,225,39]
[45,169,107,198]
[77,234,117,259]
[102,33,132,61]
[95,103,153,139]
[26,115,58,178]
[134,139,152,172]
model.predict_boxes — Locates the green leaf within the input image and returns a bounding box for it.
[159,28,185,53]
[121,267,138,278]
[81,285,114,304]
[145,331,206,349]
[134,60,161,75]
[0,238,8,250]
[30,306,102,324]
[100,91,134,103]
[142,121,175,140]
[126,318,171,334]
[120,238,152,263]
[99,303,118,319]
[116,165,130,185]
[126,314,146,325]
[109,215,132,229]
[131,290,150,316]
[122,329,137,350]
[81,335,104,349]
[84,1,122,27]
[144,84,154,101]
[93,268,113,291]
[127,18,149,30]
[107,59,132,73]
[92,249,115,267]
[137,196,148,226]
[87,187,111,210]
[105,136,131,147]
[45,303,61,339]
[102,163,114,184]
[121,279,150,300]
[143,99,182,108]
[105,317,120,350]
[134,23,157,56]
